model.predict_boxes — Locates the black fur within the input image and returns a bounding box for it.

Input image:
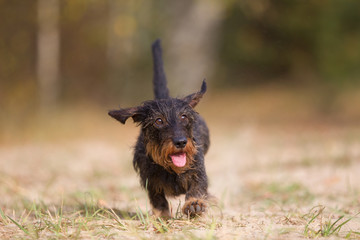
[152,39,170,99]
[109,40,210,218]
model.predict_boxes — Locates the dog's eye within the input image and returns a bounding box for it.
[155,118,164,126]
[180,115,189,124]
[181,114,187,120]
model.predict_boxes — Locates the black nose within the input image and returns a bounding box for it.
[173,137,187,149]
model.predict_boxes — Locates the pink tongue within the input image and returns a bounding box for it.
[170,153,186,167]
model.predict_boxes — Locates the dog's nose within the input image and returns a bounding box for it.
[173,137,187,149]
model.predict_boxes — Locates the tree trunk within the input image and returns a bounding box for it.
[107,0,135,101]
[167,1,224,94]
[37,0,60,110]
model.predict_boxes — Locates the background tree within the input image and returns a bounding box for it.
[37,0,60,110]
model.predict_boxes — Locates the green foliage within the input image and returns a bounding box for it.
[218,0,360,86]
[303,206,359,238]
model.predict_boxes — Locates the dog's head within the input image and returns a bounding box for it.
[109,81,207,174]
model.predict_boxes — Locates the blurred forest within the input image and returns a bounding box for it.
[1,0,360,136]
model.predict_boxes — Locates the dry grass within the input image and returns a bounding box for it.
[1,88,360,239]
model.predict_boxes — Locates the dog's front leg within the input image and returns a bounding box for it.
[182,171,208,217]
[147,189,171,218]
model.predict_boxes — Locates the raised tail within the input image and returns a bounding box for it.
[152,39,170,99]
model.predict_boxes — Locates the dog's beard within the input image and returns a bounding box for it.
[146,138,197,174]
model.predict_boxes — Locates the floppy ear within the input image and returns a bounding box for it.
[108,107,144,124]
[182,80,207,108]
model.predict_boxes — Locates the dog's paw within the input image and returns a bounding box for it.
[152,208,171,219]
[182,198,207,217]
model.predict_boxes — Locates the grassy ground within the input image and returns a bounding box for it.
[1,87,360,239]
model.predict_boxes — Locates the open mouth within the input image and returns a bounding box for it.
[170,153,186,167]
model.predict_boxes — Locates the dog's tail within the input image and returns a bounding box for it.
[152,39,170,99]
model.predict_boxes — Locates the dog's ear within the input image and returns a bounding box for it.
[182,80,207,108]
[108,106,144,124]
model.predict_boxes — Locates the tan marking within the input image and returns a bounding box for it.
[146,138,197,174]
[152,208,171,218]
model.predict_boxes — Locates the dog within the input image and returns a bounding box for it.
[109,39,210,218]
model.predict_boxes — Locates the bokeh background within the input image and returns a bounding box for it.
[1,0,360,144]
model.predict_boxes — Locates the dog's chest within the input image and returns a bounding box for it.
[160,173,190,197]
